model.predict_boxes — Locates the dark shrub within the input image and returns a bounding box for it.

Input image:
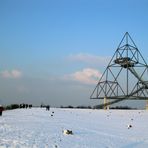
[6,104,19,110]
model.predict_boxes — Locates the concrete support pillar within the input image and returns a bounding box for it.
[104,97,109,110]
[146,100,148,110]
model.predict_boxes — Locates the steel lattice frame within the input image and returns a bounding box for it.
[90,32,148,107]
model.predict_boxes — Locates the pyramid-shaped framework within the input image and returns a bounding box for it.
[90,32,148,106]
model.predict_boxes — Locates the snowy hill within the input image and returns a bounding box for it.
[0,108,148,148]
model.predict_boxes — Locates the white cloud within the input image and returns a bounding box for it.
[68,53,111,66]
[0,69,22,79]
[65,68,102,85]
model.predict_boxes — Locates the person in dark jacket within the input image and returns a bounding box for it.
[46,105,50,111]
[0,105,4,116]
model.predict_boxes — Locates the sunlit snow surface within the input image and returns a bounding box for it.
[0,108,148,148]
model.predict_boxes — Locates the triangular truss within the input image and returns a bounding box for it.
[90,32,148,106]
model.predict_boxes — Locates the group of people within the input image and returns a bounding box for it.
[40,104,50,111]
[20,103,32,109]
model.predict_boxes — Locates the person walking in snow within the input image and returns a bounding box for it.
[0,105,4,116]
[46,105,50,111]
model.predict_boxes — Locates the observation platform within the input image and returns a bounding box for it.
[114,57,137,68]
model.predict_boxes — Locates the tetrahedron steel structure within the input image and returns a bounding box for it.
[90,32,148,107]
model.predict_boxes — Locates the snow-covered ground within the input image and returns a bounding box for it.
[0,108,148,148]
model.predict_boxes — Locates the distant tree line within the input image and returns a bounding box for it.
[93,105,137,110]
[60,105,137,110]
[3,104,137,110]
[60,105,92,109]
[109,106,137,110]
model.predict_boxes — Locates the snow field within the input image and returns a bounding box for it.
[0,108,148,148]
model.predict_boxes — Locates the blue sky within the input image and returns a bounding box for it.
[0,0,148,108]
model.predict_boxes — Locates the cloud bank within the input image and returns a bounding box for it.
[65,68,102,85]
[0,69,22,79]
